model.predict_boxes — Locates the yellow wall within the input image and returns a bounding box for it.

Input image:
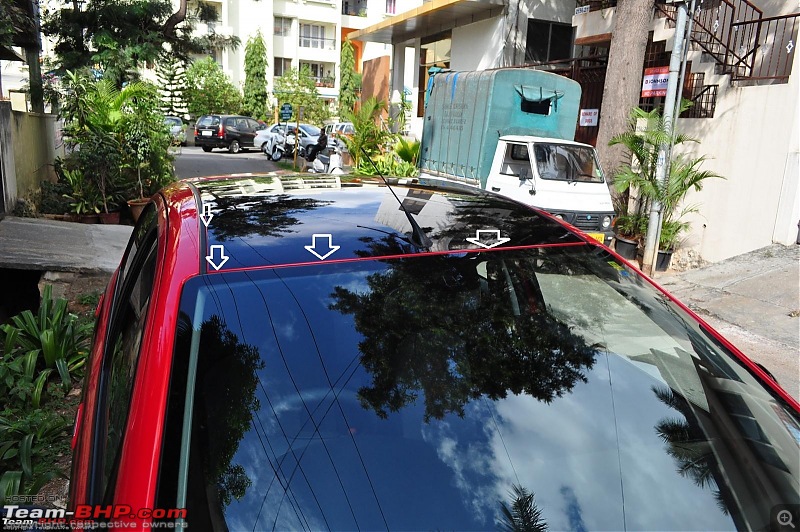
[12,111,61,197]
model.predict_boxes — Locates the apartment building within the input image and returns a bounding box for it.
[185,0,405,112]
[0,0,403,113]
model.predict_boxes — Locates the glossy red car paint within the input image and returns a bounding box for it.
[68,186,201,525]
[67,177,800,529]
[68,268,118,506]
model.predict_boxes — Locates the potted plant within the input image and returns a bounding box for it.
[62,169,103,223]
[609,105,722,270]
[612,213,644,260]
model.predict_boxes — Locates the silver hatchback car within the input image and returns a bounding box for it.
[164,115,186,146]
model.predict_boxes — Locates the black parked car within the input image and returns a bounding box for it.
[194,114,265,153]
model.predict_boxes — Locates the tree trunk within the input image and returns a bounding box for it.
[163,0,188,38]
[595,0,656,182]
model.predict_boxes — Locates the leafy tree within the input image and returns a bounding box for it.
[330,233,597,421]
[184,57,242,118]
[60,71,173,205]
[609,104,722,250]
[338,39,361,116]
[242,31,269,120]
[156,54,189,118]
[0,1,36,50]
[40,0,241,87]
[272,65,331,125]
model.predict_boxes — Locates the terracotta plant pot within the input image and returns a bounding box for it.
[127,199,149,223]
[63,213,81,223]
[79,214,100,224]
[99,211,121,224]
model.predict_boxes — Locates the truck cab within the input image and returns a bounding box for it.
[486,136,615,244]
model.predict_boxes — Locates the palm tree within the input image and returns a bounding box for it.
[609,105,722,250]
[498,484,548,532]
[342,96,390,167]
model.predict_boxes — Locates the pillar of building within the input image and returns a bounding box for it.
[389,43,407,133]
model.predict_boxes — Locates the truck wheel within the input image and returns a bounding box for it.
[271,147,283,162]
[202,146,212,152]
[228,140,240,154]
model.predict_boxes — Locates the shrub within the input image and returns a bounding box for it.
[0,285,88,502]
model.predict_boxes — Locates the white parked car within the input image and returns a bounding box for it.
[323,121,354,150]
[267,123,320,152]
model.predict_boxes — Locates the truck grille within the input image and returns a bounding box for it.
[571,214,600,231]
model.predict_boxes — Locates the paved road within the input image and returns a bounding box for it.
[659,244,800,401]
[174,145,281,179]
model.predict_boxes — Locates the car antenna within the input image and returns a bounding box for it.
[360,147,432,249]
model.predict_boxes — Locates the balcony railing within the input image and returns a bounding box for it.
[313,77,336,88]
[730,13,799,82]
[299,37,336,50]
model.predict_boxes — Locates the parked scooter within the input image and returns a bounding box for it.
[284,133,305,160]
[305,147,344,174]
[261,131,286,162]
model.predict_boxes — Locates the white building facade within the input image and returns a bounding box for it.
[0,0,403,115]
[182,0,404,114]
[353,0,800,263]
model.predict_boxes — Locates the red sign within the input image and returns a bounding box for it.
[641,66,669,98]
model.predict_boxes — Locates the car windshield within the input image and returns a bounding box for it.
[165,117,182,127]
[160,247,799,531]
[301,125,321,136]
[534,143,605,183]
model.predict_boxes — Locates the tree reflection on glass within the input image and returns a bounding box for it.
[498,484,548,532]
[195,314,265,507]
[330,252,598,421]
[653,385,732,515]
[202,180,331,241]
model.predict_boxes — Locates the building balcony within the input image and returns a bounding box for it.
[342,0,368,17]
[299,36,337,51]
[194,22,233,37]
[312,76,336,88]
[342,14,372,31]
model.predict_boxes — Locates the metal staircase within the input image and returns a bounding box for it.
[657,0,798,83]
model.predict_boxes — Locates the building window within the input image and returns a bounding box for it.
[274,17,292,36]
[524,19,573,63]
[274,57,292,77]
[301,62,324,78]
[300,23,327,49]
[385,0,396,14]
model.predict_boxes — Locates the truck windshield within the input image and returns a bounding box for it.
[534,143,604,183]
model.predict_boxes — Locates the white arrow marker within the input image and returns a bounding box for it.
[205,245,229,270]
[465,229,511,249]
[200,203,214,227]
[304,234,340,261]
